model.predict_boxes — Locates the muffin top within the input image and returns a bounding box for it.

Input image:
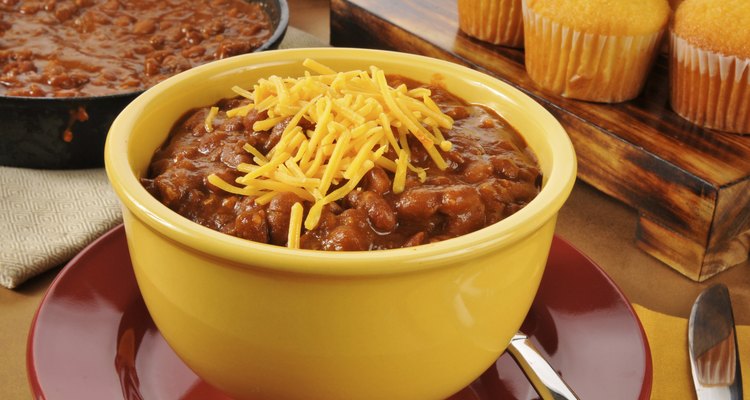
[526,0,670,36]
[673,0,750,58]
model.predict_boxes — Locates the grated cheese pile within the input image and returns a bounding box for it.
[207,59,455,248]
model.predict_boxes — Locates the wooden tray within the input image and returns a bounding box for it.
[331,0,750,281]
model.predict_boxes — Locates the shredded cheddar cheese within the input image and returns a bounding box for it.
[204,106,219,133]
[208,59,455,248]
[287,202,304,249]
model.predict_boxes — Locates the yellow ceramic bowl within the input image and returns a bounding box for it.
[104,48,576,400]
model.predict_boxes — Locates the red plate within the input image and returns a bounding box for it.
[27,225,651,399]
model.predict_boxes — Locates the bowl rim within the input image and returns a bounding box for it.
[105,47,577,277]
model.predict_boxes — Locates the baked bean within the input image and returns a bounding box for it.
[100,0,119,12]
[132,45,153,55]
[183,30,204,46]
[396,186,442,221]
[182,45,206,59]
[149,50,170,64]
[234,207,269,243]
[480,118,495,128]
[149,34,165,49]
[19,2,42,14]
[46,72,89,89]
[215,40,252,59]
[438,185,486,236]
[112,14,132,27]
[441,146,466,166]
[54,2,77,21]
[241,24,264,37]
[322,225,370,251]
[443,105,470,120]
[477,180,508,224]
[403,232,427,247]
[241,110,264,133]
[336,209,372,244]
[220,144,252,168]
[11,60,36,73]
[518,164,541,184]
[133,18,156,34]
[462,159,493,183]
[8,84,46,96]
[148,175,181,207]
[167,27,184,42]
[502,179,541,203]
[201,20,225,36]
[299,207,339,250]
[267,193,302,245]
[144,57,160,76]
[161,54,190,73]
[264,118,287,152]
[396,184,486,237]
[219,117,243,133]
[362,167,391,195]
[490,155,520,179]
[347,190,397,233]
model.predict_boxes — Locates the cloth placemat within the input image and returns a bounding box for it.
[633,303,749,400]
[0,27,326,289]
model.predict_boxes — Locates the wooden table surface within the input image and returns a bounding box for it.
[2,1,749,399]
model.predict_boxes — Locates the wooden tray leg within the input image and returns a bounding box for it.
[637,216,750,281]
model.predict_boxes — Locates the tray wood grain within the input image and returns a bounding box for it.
[331,0,750,281]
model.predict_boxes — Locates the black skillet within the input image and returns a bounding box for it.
[0,0,288,169]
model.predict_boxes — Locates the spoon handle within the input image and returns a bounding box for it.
[507,333,580,400]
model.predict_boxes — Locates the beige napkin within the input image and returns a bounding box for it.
[0,168,122,289]
[0,27,325,290]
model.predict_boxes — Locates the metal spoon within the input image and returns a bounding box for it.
[507,333,580,400]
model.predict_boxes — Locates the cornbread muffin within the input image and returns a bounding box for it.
[670,0,750,133]
[458,0,524,48]
[523,0,670,103]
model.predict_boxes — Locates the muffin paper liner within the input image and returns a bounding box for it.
[522,3,663,103]
[670,32,750,134]
[458,0,524,48]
